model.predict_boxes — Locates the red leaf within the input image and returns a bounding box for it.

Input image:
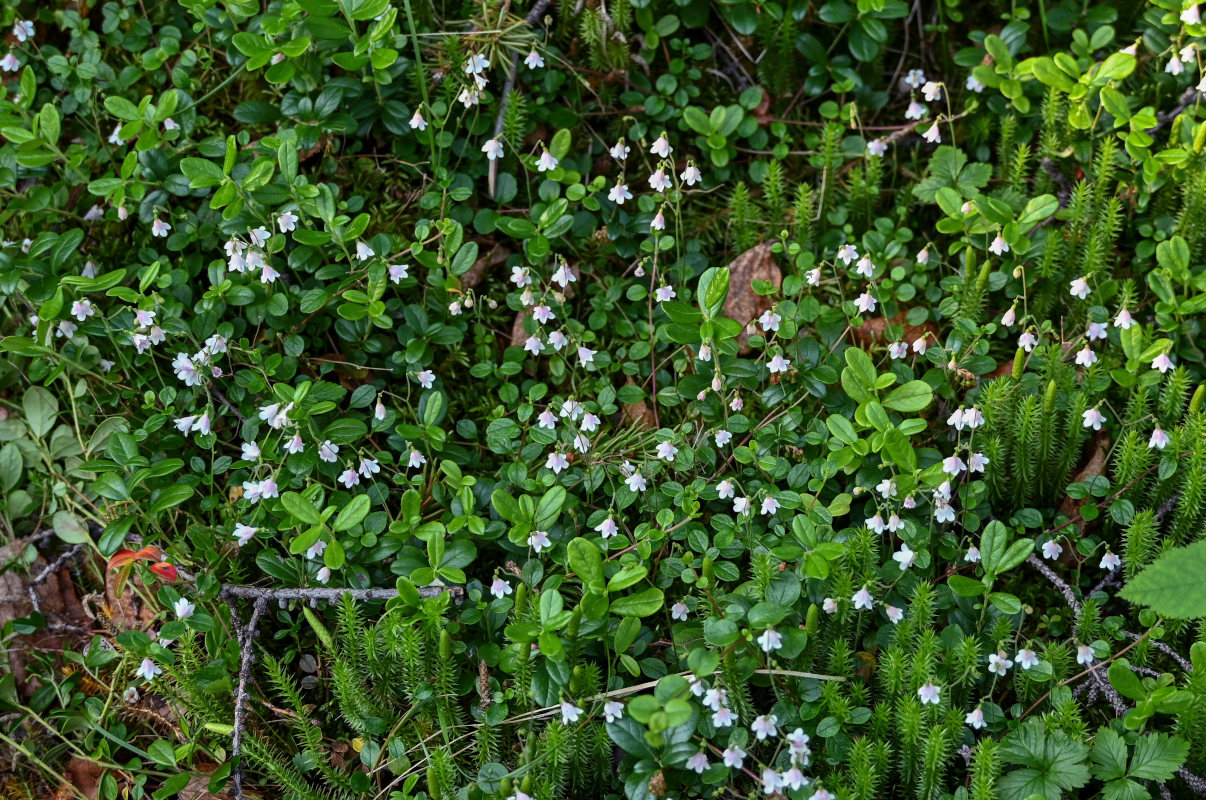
[148,562,178,582]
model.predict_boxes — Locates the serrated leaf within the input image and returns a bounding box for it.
[1119,540,1206,619]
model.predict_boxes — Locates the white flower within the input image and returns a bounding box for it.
[1075,345,1097,367]
[722,746,745,769]
[913,335,928,354]
[529,530,552,552]
[1069,276,1091,300]
[13,20,35,42]
[905,68,926,88]
[595,517,618,538]
[855,291,878,314]
[922,80,943,102]
[966,546,982,562]
[233,524,257,546]
[655,441,678,462]
[759,309,781,332]
[389,263,409,283]
[655,285,676,302]
[703,687,727,711]
[806,267,821,285]
[1152,353,1174,373]
[671,602,688,621]
[1019,331,1038,352]
[1149,427,1169,449]
[1115,307,1135,329]
[603,700,624,722]
[717,479,735,499]
[917,683,941,705]
[768,354,791,374]
[545,451,569,474]
[886,605,904,624]
[751,714,778,740]
[408,449,426,469]
[174,597,195,619]
[409,109,427,130]
[889,341,908,359]
[855,254,875,278]
[866,514,886,534]
[760,496,780,516]
[560,701,583,724]
[650,133,672,158]
[934,500,956,524]
[988,650,1013,676]
[966,707,986,729]
[761,768,782,795]
[942,455,966,477]
[989,234,1009,255]
[0,53,20,72]
[969,452,990,473]
[906,101,927,120]
[625,471,647,492]
[415,369,435,389]
[338,469,359,488]
[136,658,162,682]
[823,598,838,614]
[481,138,504,160]
[1042,540,1063,560]
[686,751,709,774]
[464,53,490,75]
[852,587,874,611]
[608,182,632,204]
[867,138,887,157]
[1077,645,1094,666]
[757,628,783,653]
[680,163,701,185]
[537,149,559,172]
[1083,408,1107,430]
[1167,55,1184,76]
[733,496,751,515]
[1183,4,1202,24]
[524,49,544,69]
[577,346,596,366]
[356,241,375,261]
[648,168,670,192]
[490,578,513,599]
[610,140,630,160]
[922,122,942,143]
[151,218,171,238]
[837,244,859,264]
[241,441,261,461]
[70,299,94,322]
[1100,551,1121,571]
[876,479,896,498]
[893,543,916,571]
[318,440,339,462]
[966,74,985,92]
[1016,648,1039,670]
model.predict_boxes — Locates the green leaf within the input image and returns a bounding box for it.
[333,495,370,532]
[610,587,664,617]
[147,739,177,767]
[1028,56,1076,92]
[23,386,58,438]
[104,96,140,121]
[281,491,323,526]
[948,575,985,598]
[149,485,193,514]
[1127,732,1188,780]
[882,380,933,412]
[1108,660,1146,702]
[567,538,605,594]
[491,489,523,522]
[1119,539,1206,619]
[533,486,566,530]
[180,157,225,188]
[988,592,1022,615]
[53,510,89,544]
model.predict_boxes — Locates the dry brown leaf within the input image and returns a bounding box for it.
[1058,431,1111,523]
[460,241,510,290]
[58,757,102,800]
[722,242,781,353]
[510,310,531,349]
[622,378,656,430]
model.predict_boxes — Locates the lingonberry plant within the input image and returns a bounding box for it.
[3,0,1206,798]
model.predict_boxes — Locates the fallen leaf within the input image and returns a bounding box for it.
[722,242,781,353]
